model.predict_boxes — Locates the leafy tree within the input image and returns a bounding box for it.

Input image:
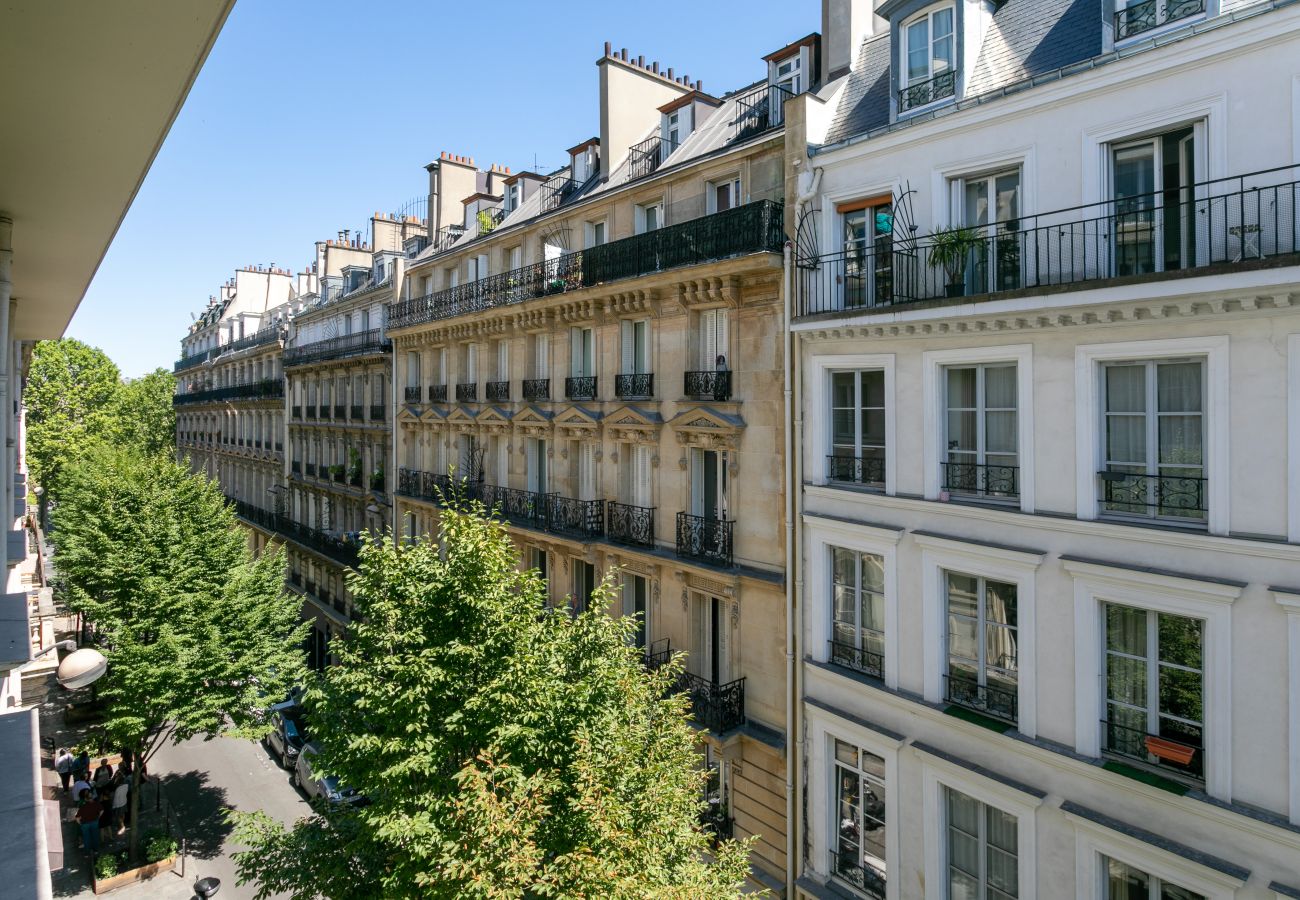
[232,503,753,899]
[110,368,176,456]
[24,338,121,503]
[52,445,307,863]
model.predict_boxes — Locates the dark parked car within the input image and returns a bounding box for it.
[294,742,366,807]
[264,701,306,770]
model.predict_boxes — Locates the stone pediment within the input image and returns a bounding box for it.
[396,405,423,424]
[446,405,478,432]
[476,405,513,434]
[670,406,745,451]
[604,405,664,444]
[553,405,602,437]
[512,404,554,437]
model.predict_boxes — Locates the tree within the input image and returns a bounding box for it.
[24,338,121,503]
[231,502,754,899]
[110,368,176,456]
[51,445,307,863]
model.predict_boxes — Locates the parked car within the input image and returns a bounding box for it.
[294,742,366,807]
[264,701,306,770]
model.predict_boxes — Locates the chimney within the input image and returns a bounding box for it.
[823,0,883,82]
[429,151,479,236]
[597,43,692,180]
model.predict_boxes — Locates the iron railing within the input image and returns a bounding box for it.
[565,376,597,401]
[898,69,956,113]
[486,381,510,402]
[522,378,550,401]
[306,405,317,419]
[683,370,731,401]
[369,404,386,420]
[1102,718,1204,783]
[173,348,216,373]
[304,463,317,477]
[173,379,283,405]
[220,324,282,355]
[227,498,361,568]
[700,804,733,844]
[730,82,793,143]
[607,502,655,548]
[674,671,746,733]
[643,638,672,671]
[333,404,345,419]
[827,454,886,487]
[429,384,448,402]
[1115,0,1204,40]
[397,467,423,498]
[675,512,734,568]
[404,386,422,403]
[628,135,680,182]
[388,200,784,330]
[830,639,884,680]
[477,484,552,530]
[349,404,363,420]
[1099,470,1208,522]
[942,461,1019,499]
[456,383,478,402]
[547,495,605,539]
[615,373,653,399]
[830,852,887,900]
[797,165,1300,317]
[541,173,579,212]
[284,329,390,368]
[944,672,1018,725]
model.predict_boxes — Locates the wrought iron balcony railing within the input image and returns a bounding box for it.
[541,173,579,212]
[827,454,886,487]
[284,329,390,368]
[456,382,478,402]
[941,461,1019,500]
[1115,0,1204,40]
[829,639,884,680]
[404,386,422,403]
[387,200,784,330]
[173,379,284,406]
[944,671,1018,725]
[349,404,363,420]
[306,405,317,419]
[369,404,386,421]
[731,82,793,143]
[1099,469,1207,523]
[899,69,956,113]
[675,512,734,568]
[1101,718,1204,783]
[332,404,344,419]
[643,638,672,671]
[830,851,887,900]
[522,378,550,402]
[615,373,653,400]
[606,501,655,548]
[673,670,746,734]
[565,376,597,401]
[173,348,216,373]
[220,324,282,355]
[797,165,1300,318]
[397,467,423,498]
[683,370,731,401]
[477,484,552,531]
[227,498,361,568]
[428,384,448,402]
[628,135,680,182]
[486,381,510,402]
[547,495,605,539]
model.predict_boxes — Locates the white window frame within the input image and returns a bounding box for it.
[707,174,742,214]
[899,3,957,104]
[805,703,903,900]
[811,354,896,494]
[922,345,1034,513]
[1287,333,1300,542]
[584,218,607,249]
[1273,587,1300,824]
[1074,336,1229,534]
[919,754,1041,900]
[805,514,903,689]
[636,199,664,235]
[918,533,1043,737]
[1082,100,1223,209]
[775,52,802,96]
[1066,808,1245,899]
[1111,0,1215,46]
[1064,558,1240,801]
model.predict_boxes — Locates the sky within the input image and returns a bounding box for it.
[67,0,814,378]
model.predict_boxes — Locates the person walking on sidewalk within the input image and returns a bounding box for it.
[54,748,73,793]
[111,779,129,834]
[72,749,90,784]
[76,790,102,853]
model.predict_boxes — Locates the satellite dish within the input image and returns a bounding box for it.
[56,648,107,691]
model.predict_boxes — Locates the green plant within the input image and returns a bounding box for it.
[143,831,178,863]
[476,209,498,235]
[927,225,983,286]
[95,853,120,880]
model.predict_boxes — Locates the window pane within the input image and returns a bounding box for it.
[984,365,1017,408]
[861,370,885,407]
[1106,604,1147,655]
[948,614,978,665]
[1106,654,1147,707]
[832,547,857,587]
[986,580,1017,629]
[994,172,1020,222]
[835,739,857,767]
[1106,365,1146,413]
[836,768,861,855]
[1157,362,1202,413]
[863,409,886,446]
[947,411,978,454]
[947,367,977,409]
[833,585,857,632]
[1158,415,1202,466]
[861,553,885,594]
[832,372,855,408]
[964,179,990,228]
[1107,414,1146,464]
[946,572,979,619]
[1160,882,1207,900]
[1158,665,1203,724]
[1106,857,1150,900]
[1157,613,1203,669]
[985,623,1018,673]
[985,410,1018,455]
[906,20,929,80]
[862,590,885,636]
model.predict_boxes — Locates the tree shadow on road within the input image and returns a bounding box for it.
[158,770,233,860]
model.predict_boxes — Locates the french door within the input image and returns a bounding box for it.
[1112,126,1197,277]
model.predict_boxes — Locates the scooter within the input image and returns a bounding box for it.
[192,876,220,899]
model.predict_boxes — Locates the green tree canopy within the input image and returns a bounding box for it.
[232,504,753,899]
[52,445,307,861]
[110,367,177,457]
[24,338,121,499]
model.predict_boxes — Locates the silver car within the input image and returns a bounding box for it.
[293,742,365,807]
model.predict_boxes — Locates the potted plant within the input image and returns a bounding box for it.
[327,464,344,482]
[370,466,385,492]
[927,226,983,298]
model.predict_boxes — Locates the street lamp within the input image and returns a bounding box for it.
[30,640,108,690]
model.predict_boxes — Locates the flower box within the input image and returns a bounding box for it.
[92,855,176,894]
[1144,735,1196,766]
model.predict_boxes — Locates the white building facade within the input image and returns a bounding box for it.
[786,1,1300,898]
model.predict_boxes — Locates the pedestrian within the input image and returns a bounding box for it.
[98,787,114,830]
[71,775,91,802]
[72,749,90,782]
[54,748,73,793]
[92,758,113,789]
[111,778,129,834]
[76,790,102,853]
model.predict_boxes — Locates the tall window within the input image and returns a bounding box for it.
[943,364,1018,499]
[1101,360,1205,522]
[620,320,650,375]
[1103,603,1204,781]
[637,201,663,234]
[1112,126,1196,276]
[573,560,596,615]
[902,6,955,109]
[944,787,1019,899]
[586,220,606,248]
[622,574,648,649]
[666,112,681,148]
[698,308,729,370]
[619,444,653,507]
[775,53,802,95]
[527,438,548,494]
[832,739,887,896]
[1103,856,1205,900]
[571,327,594,377]
[960,170,1022,293]
[946,572,1018,723]
[691,448,728,520]
[842,199,894,308]
[710,177,741,214]
[830,547,885,679]
[830,370,886,486]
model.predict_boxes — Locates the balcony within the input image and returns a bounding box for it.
[683,370,731,401]
[606,502,654,548]
[1101,718,1204,785]
[387,200,785,330]
[565,376,597,401]
[350,404,363,420]
[428,384,448,402]
[731,82,792,143]
[541,173,578,212]
[173,348,216,373]
[456,382,478,402]
[1115,0,1204,40]
[829,852,886,900]
[306,405,317,419]
[333,404,344,419]
[675,512,734,568]
[220,324,282,355]
[827,454,885,488]
[291,406,302,420]
[546,495,604,539]
[796,165,1300,319]
[173,379,284,406]
[1099,470,1207,524]
[944,671,1017,726]
[284,329,390,368]
[404,386,422,404]
[369,404,385,421]
[898,69,956,113]
[829,639,883,680]
[615,373,653,400]
[226,497,361,568]
[486,381,510,402]
[628,135,679,182]
[673,670,746,734]
[522,378,550,402]
[941,461,1019,501]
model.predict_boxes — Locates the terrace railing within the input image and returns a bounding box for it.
[284,329,389,368]
[173,379,284,406]
[628,135,680,182]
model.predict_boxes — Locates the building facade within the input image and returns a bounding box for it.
[787,1,1300,898]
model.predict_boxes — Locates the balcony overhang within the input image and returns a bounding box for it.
[0,0,235,340]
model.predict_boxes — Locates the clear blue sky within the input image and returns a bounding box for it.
[68,0,814,377]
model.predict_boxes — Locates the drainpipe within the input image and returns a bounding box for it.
[0,216,13,570]
[782,238,798,897]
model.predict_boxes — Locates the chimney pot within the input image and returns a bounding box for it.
[604,41,612,56]
[667,67,674,79]
[637,55,644,66]
[620,48,628,60]
[651,62,659,73]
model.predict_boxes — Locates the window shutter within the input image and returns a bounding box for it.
[619,444,633,502]
[570,328,582,376]
[536,334,548,378]
[621,320,634,375]
[635,445,651,507]
[467,344,477,382]
[700,310,717,370]
[580,442,597,501]
[714,309,729,368]
[497,341,509,381]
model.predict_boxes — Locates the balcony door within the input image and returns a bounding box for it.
[571,327,594,377]
[621,319,650,376]
[1112,126,1197,277]
[960,170,1021,293]
[527,438,548,494]
[698,308,729,371]
[840,198,894,308]
[691,592,725,685]
[622,574,648,649]
[692,448,728,521]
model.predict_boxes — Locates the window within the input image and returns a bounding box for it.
[576,441,598,502]
[1102,856,1205,900]
[508,245,523,272]
[585,220,606,248]
[959,170,1022,293]
[666,111,681,147]
[691,448,728,520]
[830,547,885,679]
[361,309,371,331]
[697,308,729,370]
[526,438,547,494]
[830,370,886,486]
[622,574,649,649]
[573,560,596,615]
[943,364,1018,500]
[619,444,653,507]
[1112,127,1196,277]
[944,787,1019,899]
[637,200,663,234]
[841,198,894,308]
[1100,359,1205,523]
[570,327,594,377]
[709,176,741,214]
[1103,604,1204,782]
[620,319,650,374]
[832,739,887,896]
[901,6,955,110]
[506,183,520,212]
[1113,0,1207,41]
[776,53,802,96]
[946,572,1018,724]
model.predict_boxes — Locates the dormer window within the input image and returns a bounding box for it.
[775,54,802,95]
[899,5,955,113]
[667,112,681,148]
[506,183,520,212]
[1114,0,1206,41]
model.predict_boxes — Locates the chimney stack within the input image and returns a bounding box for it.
[823,0,882,82]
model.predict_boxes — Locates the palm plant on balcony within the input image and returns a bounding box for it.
[927,225,984,297]
[346,448,363,483]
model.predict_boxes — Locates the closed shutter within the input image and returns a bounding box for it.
[466,344,477,382]
[634,321,649,373]
[535,334,548,378]
[620,320,634,375]
[700,309,729,369]
[618,445,633,503]
[571,328,582,377]
[579,442,597,501]
[497,341,509,381]
[634,444,652,507]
